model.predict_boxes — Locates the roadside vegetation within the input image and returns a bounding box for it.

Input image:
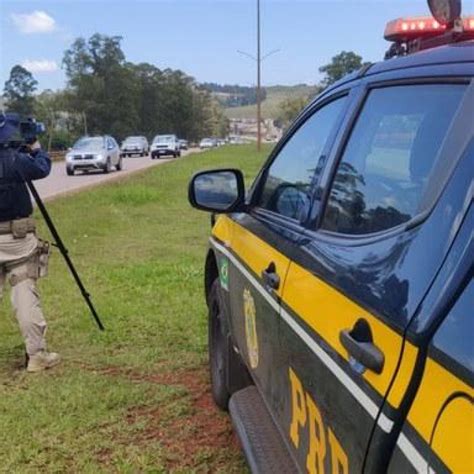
[224,84,319,120]
[0,145,270,472]
[3,34,230,149]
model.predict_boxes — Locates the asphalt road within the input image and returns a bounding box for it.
[35,150,196,201]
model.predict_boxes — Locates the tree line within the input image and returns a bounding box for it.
[202,83,267,108]
[3,42,369,148]
[3,34,229,149]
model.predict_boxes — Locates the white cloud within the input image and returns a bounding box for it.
[11,11,56,34]
[22,60,59,74]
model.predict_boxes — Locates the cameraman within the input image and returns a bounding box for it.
[0,114,60,372]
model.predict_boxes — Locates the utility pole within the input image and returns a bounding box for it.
[82,111,88,136]
[257,0,262,152]
[238,0,279,152]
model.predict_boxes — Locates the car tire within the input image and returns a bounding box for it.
[103,158,112,174]
[208,279,231,410]
[66,167,74,176]
[116,157,123,171]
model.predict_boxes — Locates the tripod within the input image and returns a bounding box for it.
[27,181,105,331]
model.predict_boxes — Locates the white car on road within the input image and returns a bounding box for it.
[66,136,122,176]
[199,138,217,149]
[151,134,181,159]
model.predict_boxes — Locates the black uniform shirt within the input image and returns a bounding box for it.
[0,147,51,222]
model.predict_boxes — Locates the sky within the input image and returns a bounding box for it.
[1,0,473,91]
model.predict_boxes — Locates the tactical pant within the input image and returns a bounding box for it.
[0,232,49,356]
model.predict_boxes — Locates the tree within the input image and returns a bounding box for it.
[276,96,310,130]
[62,33,230,142]
[35,90,74,151]
[3,65,38,116]
[319,51,368,87]
[63,34,139,139]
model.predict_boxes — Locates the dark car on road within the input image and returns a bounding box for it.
[188,1,474,472]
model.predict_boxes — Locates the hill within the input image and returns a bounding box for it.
[224,84,320,120]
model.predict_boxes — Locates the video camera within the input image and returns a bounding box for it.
[0,113,46,147]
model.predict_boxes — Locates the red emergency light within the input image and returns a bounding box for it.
[384,15,474,41]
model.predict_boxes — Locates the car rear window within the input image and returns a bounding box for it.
[321,84,466,235]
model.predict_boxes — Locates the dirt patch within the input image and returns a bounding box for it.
[84,363,241,471]
[134,366,239,471]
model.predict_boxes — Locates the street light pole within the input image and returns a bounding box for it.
[257,0,262,152]
[237,0,279,151]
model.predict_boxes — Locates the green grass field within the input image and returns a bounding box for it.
[224,84,319,120]
[0,145,270,473]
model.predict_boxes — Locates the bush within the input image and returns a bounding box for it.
[49,130,76,151]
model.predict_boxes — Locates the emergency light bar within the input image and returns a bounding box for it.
[385,15,474,41]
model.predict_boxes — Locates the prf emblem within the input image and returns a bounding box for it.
[243,288,259,369]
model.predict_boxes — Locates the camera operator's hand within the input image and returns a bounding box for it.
[28,140,41,152]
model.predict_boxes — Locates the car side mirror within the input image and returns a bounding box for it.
[188,169,246,213]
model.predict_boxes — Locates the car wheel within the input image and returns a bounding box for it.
[103,158,112,174]
[116,157,123,171]
[208,279,232,410]
[66,167,74,176]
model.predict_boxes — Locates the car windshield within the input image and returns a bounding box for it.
[154,135,174,144]
[124,137,142,144]
[73,137,104,150]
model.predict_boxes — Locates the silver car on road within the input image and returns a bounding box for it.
[66,136,122,176]
[121,136,149,157]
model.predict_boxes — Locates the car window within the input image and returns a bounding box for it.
[257,96,347,221]
[432,280,473,378]
[73,137,103,150]
[321,84,466,235]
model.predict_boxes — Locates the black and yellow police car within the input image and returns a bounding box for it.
[188,0,474,472]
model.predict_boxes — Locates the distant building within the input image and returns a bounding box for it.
[229,118,282,143]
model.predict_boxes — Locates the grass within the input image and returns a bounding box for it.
[0,145,270,473]
[224,84,319,119]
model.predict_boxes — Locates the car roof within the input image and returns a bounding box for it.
[370,40,474,75]
[318,40,474,99]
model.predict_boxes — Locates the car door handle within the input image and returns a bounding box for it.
[340,319,385,374]
[261,262,280,291]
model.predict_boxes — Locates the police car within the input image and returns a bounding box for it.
[188,0,474,471]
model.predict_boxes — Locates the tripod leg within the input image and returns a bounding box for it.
[27,181,105,331]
